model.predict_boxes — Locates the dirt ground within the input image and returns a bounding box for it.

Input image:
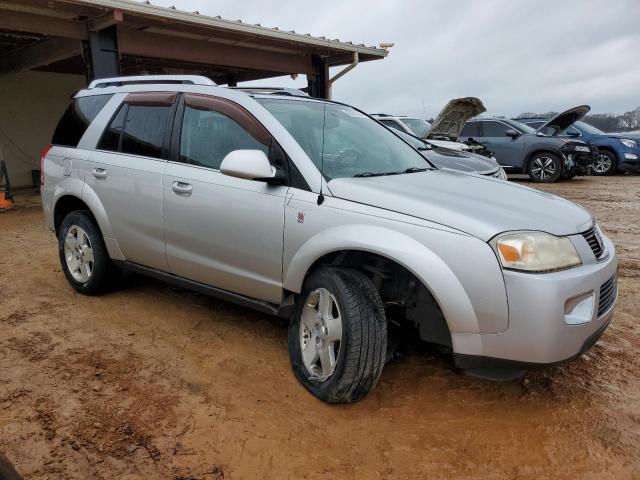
[1,175,639,480]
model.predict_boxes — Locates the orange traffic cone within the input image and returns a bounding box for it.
[0,191,13,212]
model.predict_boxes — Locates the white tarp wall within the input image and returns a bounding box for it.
[0,71,85,188]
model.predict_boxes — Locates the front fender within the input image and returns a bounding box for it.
[283,224,482,334]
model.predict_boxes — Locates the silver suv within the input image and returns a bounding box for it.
[42,76,618,403]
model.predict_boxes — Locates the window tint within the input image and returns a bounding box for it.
[179,106,268,169]
[52,94,113,147]
[460,122,479,137]
[481,121,510,137]
[121,105,171,159]
[97,105,127,152]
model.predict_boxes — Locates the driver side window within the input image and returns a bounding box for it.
[481,121,510,137]
[179,104,269,170]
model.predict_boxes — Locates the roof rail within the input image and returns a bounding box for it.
[88,75,216,89]
[229,87,309,97]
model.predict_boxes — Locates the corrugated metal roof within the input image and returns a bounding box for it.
[74,0,388,58]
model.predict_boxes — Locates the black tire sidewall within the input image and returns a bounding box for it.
[527,152,562,183]
[58,211,112,295]
[288,267,386,403]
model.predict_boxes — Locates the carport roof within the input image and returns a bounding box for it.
[0,0,388,83]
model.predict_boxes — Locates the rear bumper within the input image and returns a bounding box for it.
[451,234,618,370]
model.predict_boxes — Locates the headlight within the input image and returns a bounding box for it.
[492,231,581,273]
[574,145,590,153]
[620,138,638,149]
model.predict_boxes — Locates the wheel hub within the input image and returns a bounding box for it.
[64,225,94,283]
[530,156,556,180]
[299,288,343,380]
[593,154,612,173]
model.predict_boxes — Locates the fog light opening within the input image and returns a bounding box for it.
[624,153,638,160]
[564,292,595,325]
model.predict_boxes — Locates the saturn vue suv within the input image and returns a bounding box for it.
[42,75,618,403]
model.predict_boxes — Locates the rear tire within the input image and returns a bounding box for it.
[288,267,387,403]
[58,210,120,295]
[527,152,562,183]
[592,150,617,176]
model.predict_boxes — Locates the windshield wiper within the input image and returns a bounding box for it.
[353,167,429,178]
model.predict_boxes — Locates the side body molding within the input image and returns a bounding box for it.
[283,224,481,334]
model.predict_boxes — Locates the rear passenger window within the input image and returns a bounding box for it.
[122,105,171,159]
[52,94,113,147]
[179,105,268,170]
[97,105,126,152]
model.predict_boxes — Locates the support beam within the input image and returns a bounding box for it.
[86,25,120,80]
[88,9,123,32]
[0,8,87,39]
[307,54,328,99]
[117,28,312,75]
[0,36,81,74]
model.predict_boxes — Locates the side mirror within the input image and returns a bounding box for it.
[566,130,580,137]
[220,150,285,185]
[505,129,520,138]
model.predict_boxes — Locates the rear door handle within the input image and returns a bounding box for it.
[92,167,107,179]
[172,181,193,196]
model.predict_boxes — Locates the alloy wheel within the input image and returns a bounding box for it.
[64,225,94,283]
[299,288,343,380]
[593,154,612,174]
[530,156,556,180]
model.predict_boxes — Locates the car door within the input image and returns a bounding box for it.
[478,120,526,168]
[162,93,287,304]
[85,92,176,270]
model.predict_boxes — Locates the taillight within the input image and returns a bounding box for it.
[40,145,52,186]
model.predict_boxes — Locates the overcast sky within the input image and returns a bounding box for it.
[141,0,640,119]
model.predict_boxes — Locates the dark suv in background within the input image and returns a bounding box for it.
[459,107,596,182]
[517,118,640,176]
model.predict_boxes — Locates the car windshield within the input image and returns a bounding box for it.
[257,98,430,179]
[399,118,432,137]
[574,121,604,135]
[507,119,537,134]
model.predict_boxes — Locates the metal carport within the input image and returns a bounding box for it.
[0,0,388,187]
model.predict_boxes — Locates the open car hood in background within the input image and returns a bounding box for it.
[540,105,591,135]
[426,97,486,140]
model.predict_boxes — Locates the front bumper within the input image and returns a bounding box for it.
[452,234,617,371]
[618,148,640,173]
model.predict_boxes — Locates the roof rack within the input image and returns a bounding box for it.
[229,87,309,97]
[87,75,216,89]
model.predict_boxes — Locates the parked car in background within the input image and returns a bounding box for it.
[517,118,640,175]
[371,97,489,155]
[370,114,466,150]
[389,128,507,179]
[43,76,617,403]
[459,107,596,182]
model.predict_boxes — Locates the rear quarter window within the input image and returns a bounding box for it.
[51,94,113,147]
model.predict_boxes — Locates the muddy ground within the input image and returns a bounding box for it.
[1,175,639,479]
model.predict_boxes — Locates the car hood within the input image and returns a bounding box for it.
[540,105,590,135]
[607,132,640,142]
[328,169,592,241]
[421,146,499,174]
[426,97,487,140]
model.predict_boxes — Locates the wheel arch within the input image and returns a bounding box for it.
[283,225,481,335]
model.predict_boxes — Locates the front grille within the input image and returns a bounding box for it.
[598,274,617,317]
[581,225,604,259]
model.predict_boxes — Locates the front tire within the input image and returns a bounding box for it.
[58,210,119,295]
[527,152,562,183]
[592,151,617,176]
[288,267,387,403]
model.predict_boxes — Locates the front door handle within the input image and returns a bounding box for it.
[172,181,193,196]
[92,167,107,179]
